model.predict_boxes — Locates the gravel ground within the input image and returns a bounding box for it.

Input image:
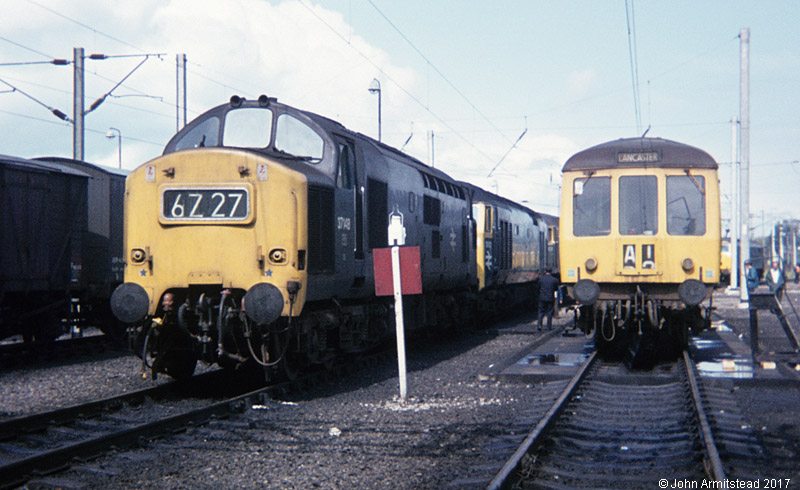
[6,286,800,489]
[0,350,159,420]
[0,344,218,420]
[12,312,567,489]
[711,282,800,482]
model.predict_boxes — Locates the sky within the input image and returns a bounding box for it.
[1,0,798,234]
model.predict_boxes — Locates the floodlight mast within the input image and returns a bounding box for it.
[368,78,382,142]
[106,127,122,168]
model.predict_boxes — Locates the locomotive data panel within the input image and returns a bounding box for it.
[159,186,252,223]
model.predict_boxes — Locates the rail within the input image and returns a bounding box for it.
[486,351,597,490]
[487,350,727,489]
[683,350,726,482]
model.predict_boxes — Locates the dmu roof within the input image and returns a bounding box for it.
[562,137,717,172]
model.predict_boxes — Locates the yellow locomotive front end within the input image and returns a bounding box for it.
[112,148,308,378]
[125,147,308,315]
[111,96,335,380]
[559,138,720,364]
[468,187,546,317]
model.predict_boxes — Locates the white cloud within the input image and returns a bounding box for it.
[1,0,418,169]
[0,0,566,215]
[566,68,597,99]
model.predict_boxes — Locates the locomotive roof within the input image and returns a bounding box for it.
[165,96,458,183]
[459,180,541,219]
[562,137,717,172]
[538,212,559,227]
[298,102,458,183]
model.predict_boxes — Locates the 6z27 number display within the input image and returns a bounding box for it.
[162,188,249,221]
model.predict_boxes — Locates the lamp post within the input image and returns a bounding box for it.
[106,127,122,168]
[368,78,381,142]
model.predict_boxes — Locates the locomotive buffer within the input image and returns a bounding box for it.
[373,211,422,401]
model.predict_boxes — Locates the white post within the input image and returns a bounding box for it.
[729,118,739,291]
[391,245,407,400]
[73,47,84,160]
[739,28,751,304]
[388,211,407,401]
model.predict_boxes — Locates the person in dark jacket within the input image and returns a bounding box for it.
[745,260,759,294]
[537,268,560,331]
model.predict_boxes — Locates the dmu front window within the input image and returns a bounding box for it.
[619,176,658,235]
[573,176,610,236]
[667,175,706,236]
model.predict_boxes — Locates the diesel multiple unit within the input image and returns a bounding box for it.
[559,137,720,364]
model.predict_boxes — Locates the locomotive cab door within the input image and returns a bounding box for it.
[333,136,365,291]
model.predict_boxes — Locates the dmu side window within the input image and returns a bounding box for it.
[572,177,610,236]
[667,175,706,236]
[619,175,658,235]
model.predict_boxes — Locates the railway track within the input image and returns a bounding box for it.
[487,351,733,489]
[0,369,240,489]
[0,348,390,489]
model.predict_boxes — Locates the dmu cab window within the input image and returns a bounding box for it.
[619,176,657,235]
[667,175,706,236]
[573,176,610,236]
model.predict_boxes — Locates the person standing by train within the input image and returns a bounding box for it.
[766,259,786,302]
[537,268,560,331]
[745,260,759,294]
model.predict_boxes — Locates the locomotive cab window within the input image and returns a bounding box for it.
[222,108,273,148]
[336,143,354,189]
[174,116,220,151]
[667,174,706,236]
[573,176,610,236]
[619,175,657,235]
[275,113,324,162]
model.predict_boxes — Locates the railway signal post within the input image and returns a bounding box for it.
[373,211,422,401]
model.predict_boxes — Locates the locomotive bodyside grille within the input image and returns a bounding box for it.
[307,185,335,274]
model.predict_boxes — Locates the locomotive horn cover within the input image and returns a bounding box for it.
[244,282,285,325]
[678,279,707,306]
[111,282,150,323]
[573,279,600,306]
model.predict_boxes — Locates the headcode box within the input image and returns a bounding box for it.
[372,246,422,296]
